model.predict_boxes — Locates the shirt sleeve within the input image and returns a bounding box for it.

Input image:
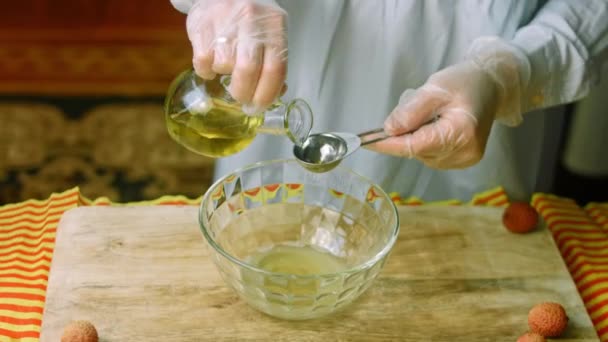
[511,0,608,112]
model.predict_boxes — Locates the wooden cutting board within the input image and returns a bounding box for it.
[40,205,599,341]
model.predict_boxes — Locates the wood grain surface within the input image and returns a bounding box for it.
[40,205,599,341]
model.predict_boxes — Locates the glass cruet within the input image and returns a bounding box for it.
[164,69,313,158]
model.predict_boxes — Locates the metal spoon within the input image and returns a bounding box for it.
[293,128,390,173]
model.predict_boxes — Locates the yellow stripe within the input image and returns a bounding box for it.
[0,227,58,241]
[0,211,63,224]
[0,187,78,211]
[550,223,602,232]
[0,298,45,308]
[426,199,462,206]
[0,242,56,256]
[0,215,63,231]
[0,278,47,286]
[542,207,591,218]
[0,251,54,263]
[549,229,607,240]
[585,291,608,312]
[0,233,57,248]
[0,268,49,279]
[469,186,505,204]
[579,280,608,306]
[0,287,46,296]
[0,257,51,268]
[0,192,79,219]
[0,321,41,333]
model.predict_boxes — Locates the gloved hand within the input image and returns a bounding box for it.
[368,37,532,169]
[186,0,288,113]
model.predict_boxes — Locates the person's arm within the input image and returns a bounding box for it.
[511,0,608,117]
[369,0,608,169]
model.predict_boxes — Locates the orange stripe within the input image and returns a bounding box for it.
[0,305,43,314]
[0,327,39,339]
[0,256,52,266]
[575,269,608,284]
[0,293,45,302]
[0,237,55,250]
[592,311,608,326]
[566,251,608,265]
[543,210,593,221]
[0,264,50,273]
[596,325,608,339]
[0,229,57,243]
[0,247,54,258]
[0,316,41,326]
[549,218,599,226]
[0,283,46,291]
[552,228,606,240]
[0,274,48,282]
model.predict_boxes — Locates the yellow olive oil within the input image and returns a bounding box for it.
[248,245,347,275]
[166,98,264,157]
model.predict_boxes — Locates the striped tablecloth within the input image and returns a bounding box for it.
[0,186,606,341]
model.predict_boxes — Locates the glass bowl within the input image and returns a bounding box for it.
[199,159,399,320]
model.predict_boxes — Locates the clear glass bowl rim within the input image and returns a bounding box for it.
[198,158,400,279]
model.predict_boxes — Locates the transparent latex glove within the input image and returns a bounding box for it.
[368,37,531,169]
[186,0,287,113]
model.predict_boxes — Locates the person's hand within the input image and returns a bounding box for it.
[368,37,531,169]
[186,0,287,113]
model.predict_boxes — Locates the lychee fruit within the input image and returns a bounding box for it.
[528,302,569,337]
[517,332,546,342]
[61,320,98,342]
[502,202,539,233]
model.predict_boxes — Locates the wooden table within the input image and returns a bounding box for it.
[40,205,599,341]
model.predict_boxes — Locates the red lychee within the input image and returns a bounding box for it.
[517,332,546,342]
[528,302,569,337]
[61,320,98,342]
[503,202,539,234]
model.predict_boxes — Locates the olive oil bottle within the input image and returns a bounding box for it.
[164,70,313,158]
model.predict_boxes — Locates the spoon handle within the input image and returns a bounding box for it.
[357,128,391,146]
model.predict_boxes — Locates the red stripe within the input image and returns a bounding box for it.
[0,328,39,339]
[588,298,608,315]
[0,228,57,243]
[543,210,593,222]
[0,315,42,326]
[0,282,47,291]
[569,260,608,276]
[0,223,59,235]
[0,247,54,258]
[548,219,598,227]
[555,234,608,246]
[0,264,50,273]
[579,277,608,293]
[563,244,608,258]
[0,292,45,302]
[591,310,608,326]
[566,250,608,264]
[492,198,509,207]
[159,201,189,206]
[574,269,608,284]
[0,273,48,282]
[583,287,608,303]
[552,228,606,240]
[0,237,56,250]
[0,304,43,314]
[596,325,608,340]
[0,192,77,215]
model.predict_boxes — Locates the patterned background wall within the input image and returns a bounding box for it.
[0,0,216,205]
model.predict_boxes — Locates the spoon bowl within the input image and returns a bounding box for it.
[293,129,387,173]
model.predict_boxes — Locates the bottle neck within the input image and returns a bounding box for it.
[257,99,313,146]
